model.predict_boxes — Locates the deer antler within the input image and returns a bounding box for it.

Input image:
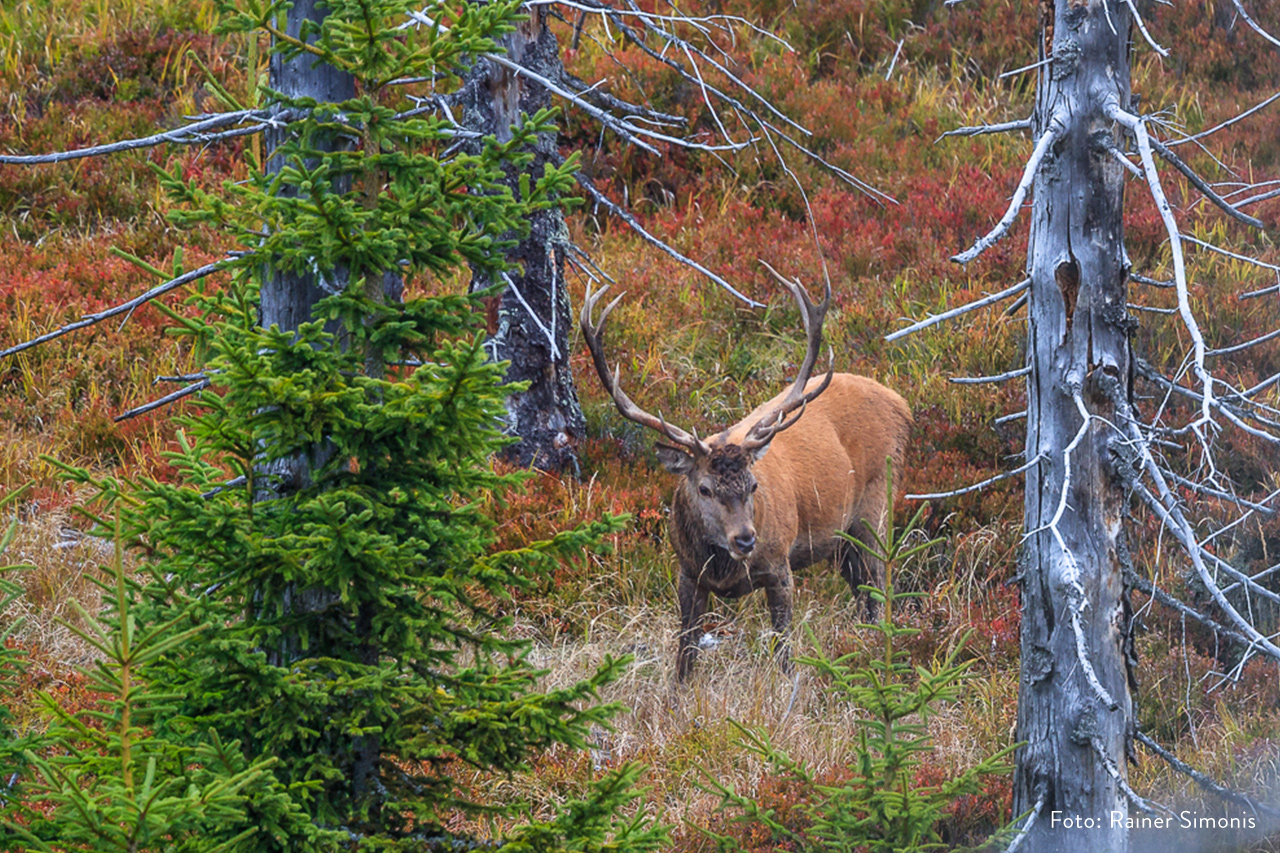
[580,283,711,457]
[741,263,835,452]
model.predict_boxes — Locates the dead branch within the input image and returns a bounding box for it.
[570,167,762,307]
[561,0,892,203]
[1137,731,1280,819]
[939,117,1032,141]
[1240,281,1280,299]
[1160,466,1277,516]
[1185,235,1280,274]
[1136,359,1280,440]
[905,453,1042,501]
[115,379,211,422]
[1094,738,1166,817]
[1130,272,1174,288]
[1230,0,1280,49]
[0,260,232,360]
[1207,327,1280,357]
[949,365,1032,384]
[1123,0,1168,57]
[1242,371,1280,398]
[1128,302,1178,315]
[1003,291,1029,316]
[1107,102,1215,433]
[1052,390,1120,711]
[561,71,685,126]
[885,278,1029,342]
[998,58,1053,80]
[1124,569,1255,648]
[201,475,248,500]
[1170,88,1280,151]
[1148,137,1264,228]
[486,53,744,155]
[1221,562,1280,598]
[1128,454,1280,660]
[952,118,1062,264]
[0,110,277,165]
[1002,793,1046,853]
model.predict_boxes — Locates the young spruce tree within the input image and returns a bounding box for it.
[6,1,666,851]
[702,463,1015,853]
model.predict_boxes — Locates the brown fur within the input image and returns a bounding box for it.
[664,374,912,681]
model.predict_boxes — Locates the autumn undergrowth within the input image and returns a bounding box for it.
[4,0,1280,849]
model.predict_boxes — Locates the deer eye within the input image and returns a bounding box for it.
[751,482,759,493]
[698,484,713,498]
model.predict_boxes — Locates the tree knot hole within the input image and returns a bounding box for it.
[1057,258,1080,336]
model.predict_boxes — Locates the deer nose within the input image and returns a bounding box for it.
[733,532,756,554]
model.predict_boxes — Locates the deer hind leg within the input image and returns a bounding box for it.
[840,518,885,621]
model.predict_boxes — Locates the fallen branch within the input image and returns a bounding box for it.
[1137,731,1280,819]
[571,168,761,307]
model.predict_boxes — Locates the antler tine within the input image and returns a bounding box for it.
[742,266,836,451]
[580,282,710,456]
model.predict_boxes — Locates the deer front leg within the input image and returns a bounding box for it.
[763,570,795,675]
[676,571,709,683]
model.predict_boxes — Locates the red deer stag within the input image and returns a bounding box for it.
[581,270,912,681]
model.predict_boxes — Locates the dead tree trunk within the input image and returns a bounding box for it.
[1014,2,1138,849]
[261,0,355,340]
[258,0,384,816]
[464,7,584,473]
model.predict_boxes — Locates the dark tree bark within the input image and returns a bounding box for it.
[258,0,385,815]
[1014,1,1139,850]
[464,7,584,473]
[261,0,356,341]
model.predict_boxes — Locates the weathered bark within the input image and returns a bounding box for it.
[1014,2,1139,850]
[261,0,355,341]
[464,6,584,473]
[259,0,383,816]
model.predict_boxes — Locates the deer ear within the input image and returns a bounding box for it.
[748,441,772,463]
[655,443,696,475]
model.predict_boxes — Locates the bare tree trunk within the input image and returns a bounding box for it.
[258,0,384,817]
[261,0,355,341]
[1014,2,1138,849]
[464,6,584,473]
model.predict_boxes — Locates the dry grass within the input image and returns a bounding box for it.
[452,545,1024,841]
[2,499,118,669]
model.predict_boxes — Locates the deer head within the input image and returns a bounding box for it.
[580,265,833,561]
